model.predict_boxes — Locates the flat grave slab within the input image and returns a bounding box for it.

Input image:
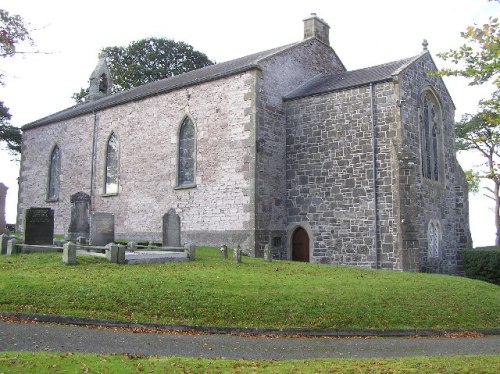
[125,250,188,264]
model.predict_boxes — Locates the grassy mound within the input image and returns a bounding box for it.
[0,247,498,329]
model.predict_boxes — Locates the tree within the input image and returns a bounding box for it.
[455,114,500,241]
[0,9,33,155]
[0,101,21,154]
[435,7,500,244]
[436,16,500,121]
[73,37,214,103]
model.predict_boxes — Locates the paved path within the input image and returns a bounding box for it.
[1,321,499,360]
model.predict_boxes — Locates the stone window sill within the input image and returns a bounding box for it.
[102,193,119,197]
[174,183,196,190]
[45,198,59,203]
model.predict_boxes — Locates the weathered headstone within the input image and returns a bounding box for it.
[23,207,54,245]
[234,245,242,263]
[163,208,181,247]
[62,242,76,264]
[68,191,90,241]
[220,244,228,259]
[6,238,18,255]
[90,212,114,246]
[185,243,195,261]
[0,183,7,234]
[106,243,125,264]
[0,234,14,255]
[264,244,272,262]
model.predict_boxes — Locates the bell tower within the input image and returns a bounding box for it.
[88,52,113,101]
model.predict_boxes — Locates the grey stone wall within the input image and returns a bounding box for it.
[285,82,400,269]
[254,39,345,257]
[398,53,472,274]
[284,53,471,274]
[19,71,258,250]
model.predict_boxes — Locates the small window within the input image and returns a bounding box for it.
[105,132,119,194]
[47,145,61,200]
[178,117,196,186]
[427,221,440,257]
[272,237,282,247]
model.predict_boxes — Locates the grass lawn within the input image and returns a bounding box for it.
[0,247,498,330]
[0,352,498,373]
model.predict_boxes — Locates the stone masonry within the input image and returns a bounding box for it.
[17,15,471,273]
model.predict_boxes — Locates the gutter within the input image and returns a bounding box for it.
[89,111,98,213]
[370,83,380,269]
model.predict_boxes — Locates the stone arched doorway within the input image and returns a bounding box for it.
[292,227,310,262]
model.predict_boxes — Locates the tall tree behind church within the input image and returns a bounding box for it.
[73,37,214,103]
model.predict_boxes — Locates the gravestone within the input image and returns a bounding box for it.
[0,183,7,234]
[264,244,272,262]
[0,234,14,255]
[6,238,18,255]
[23,207,54,245]
[68,192,90,241]
[185,243,195,261]
[163,208,181,247]
[234,245,242,263]
[90,212,114,246]
[220,244,228,259]
[62,242,76,265]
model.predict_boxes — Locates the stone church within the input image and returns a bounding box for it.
[18,15,472,273]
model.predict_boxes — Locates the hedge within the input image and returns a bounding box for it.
[462,248,500,285]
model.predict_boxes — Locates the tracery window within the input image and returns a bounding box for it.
[178,117,196,186]
[47,145,61,200]
[105,132,119,194]
[427,221,440,257]
[420,91,441,181]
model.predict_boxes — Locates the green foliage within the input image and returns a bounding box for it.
[436,17,499,87]
[464,169,481,193]
[462,248,500,285]
[0,9,33,59]
[0,248,499,330]
[0,352,498,374]
[0,9,33,155]
[73,37,214,103]
[0,100,21,154]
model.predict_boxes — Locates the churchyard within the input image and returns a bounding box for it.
[1,245,498,330]
[0,205,498,372]
[0,203,499,330]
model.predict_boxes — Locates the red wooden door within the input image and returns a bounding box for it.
[292,227,309,262]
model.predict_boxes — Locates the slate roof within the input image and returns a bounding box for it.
[23,42,300,130]
[284,54,423,100]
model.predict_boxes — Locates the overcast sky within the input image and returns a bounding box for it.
[0,0,498,245]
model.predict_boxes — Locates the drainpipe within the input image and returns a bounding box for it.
[90,110,98,213]
[370,83,380,269]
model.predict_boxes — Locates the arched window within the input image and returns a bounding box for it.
[105,132,119,194]
[420,91,441,181]
[47,145,60,200]
[178,117,196,186]
[427,221,440,257]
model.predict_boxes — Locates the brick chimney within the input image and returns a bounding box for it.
[303,13,330,45]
